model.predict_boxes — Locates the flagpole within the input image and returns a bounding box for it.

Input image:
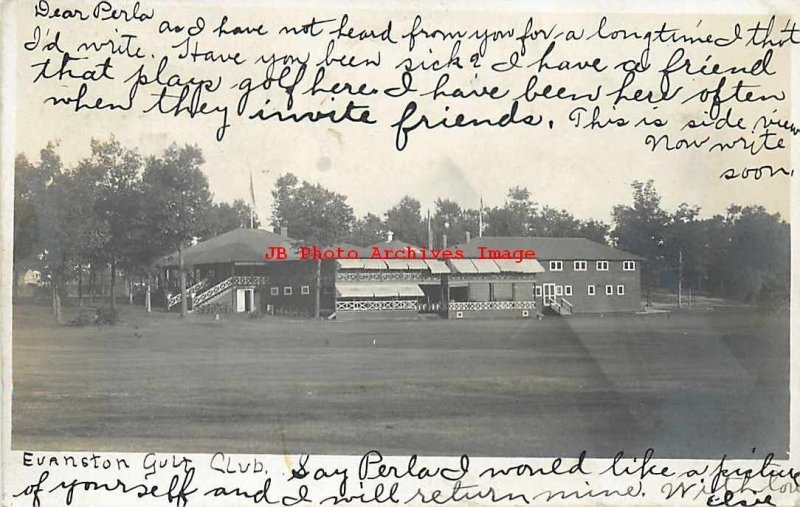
[479,196,484,237]
[249,168,257,229]
[427,209,432,249]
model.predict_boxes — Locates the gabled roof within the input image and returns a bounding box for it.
[157,228,299,266]
[453,236,645,261]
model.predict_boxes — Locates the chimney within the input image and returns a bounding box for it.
[281,226,288,237]
[386,230,394,242]
[466,231,471,243]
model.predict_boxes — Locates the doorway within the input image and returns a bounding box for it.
[543,283,556,306]
[237,289,254,313]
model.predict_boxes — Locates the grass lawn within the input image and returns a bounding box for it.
[11,301,789,458]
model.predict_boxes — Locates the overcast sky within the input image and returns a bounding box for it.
[13,3,791,226]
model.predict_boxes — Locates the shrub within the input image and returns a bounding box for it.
[95,307,119,325]
[194,303,231,315]
[67,310,96,327]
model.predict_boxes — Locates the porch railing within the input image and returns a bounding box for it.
[192,278,233,308]
[231,275,270,286]
[445,300,535,311]
[190,275,270,309]
[166,278,208,309]
[336,299,418,312]
[546,297,573,315]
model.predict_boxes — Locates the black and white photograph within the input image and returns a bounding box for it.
[2,0,797,505]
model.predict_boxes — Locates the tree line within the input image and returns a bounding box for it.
[14,138,789,321]
[273,174,789,307]
[13,138,253,320]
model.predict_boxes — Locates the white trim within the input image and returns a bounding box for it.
[283,286,293,295]
[549,260,563,271]
[270,287,279,296]
[337,299,418,312]
[564,285,573,296]
[623,260,636,271]
[588,285,596,296]
[597,260,609,271]
[555,285,563,296]
[448,301,536,311]
[617,284,625,295]
[605,285,613,295]
[301,285,310,295]
[534,286,542,297]
[574,260,587,271]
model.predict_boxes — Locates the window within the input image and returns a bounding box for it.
[617,285,625,295]
[597,260,609,271]
[283,286,293,295]
[623,260,636,271]
[535,285,542,297]
[588,285,596,296]
[564,285,573,296]
[549,260,563,271]
[301,285,310,295]
[555,285,563,296]
[605,285,613,295]
[574,260,587,271]
[270,287,279,296]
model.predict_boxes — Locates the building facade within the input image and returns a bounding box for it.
[158,229,644,318]
[455,237,644,314]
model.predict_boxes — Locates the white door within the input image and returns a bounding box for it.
[236,289,246,312]
[543,284,556,305]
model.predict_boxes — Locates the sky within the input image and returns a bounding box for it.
[11,2,792,227]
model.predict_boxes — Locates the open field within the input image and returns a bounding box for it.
[11,301,789,458]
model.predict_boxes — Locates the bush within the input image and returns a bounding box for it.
[194,303,231,315]
[67,310,96,327]
[95,307,119,325]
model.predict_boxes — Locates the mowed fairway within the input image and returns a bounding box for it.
[12,303,788,458]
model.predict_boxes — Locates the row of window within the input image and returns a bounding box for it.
[548,260,636,272]
[535,284,626,296]
[270,285,310,296]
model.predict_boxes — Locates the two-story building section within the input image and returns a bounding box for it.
[454,236,645,315]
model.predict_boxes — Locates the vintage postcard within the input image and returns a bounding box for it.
[1,0,798,505]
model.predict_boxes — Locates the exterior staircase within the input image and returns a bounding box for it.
[166,279,209,310]
[190,276,270,311]
[192,277,234,307]
[546,297,573,316]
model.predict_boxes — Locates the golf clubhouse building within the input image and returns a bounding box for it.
[157,228,644,320]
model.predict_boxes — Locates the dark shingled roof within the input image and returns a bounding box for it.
[453,236,645,261]
[158,228,298,266]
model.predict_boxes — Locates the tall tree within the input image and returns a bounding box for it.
[577,219,610,244]
[271,173,354,245]
[82,137,143,309]
[271,172,355,317]
[141,144,212,317]
[33,145,85,322]
[384,196,426,246]
[13,154,44,291]
[664,203,704,297]
[482,187,533,237]
[201,199,260,238]
[432,198,473,247]
[611,180,670,302]
[723,205,789,304]
[348,213,385,246]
